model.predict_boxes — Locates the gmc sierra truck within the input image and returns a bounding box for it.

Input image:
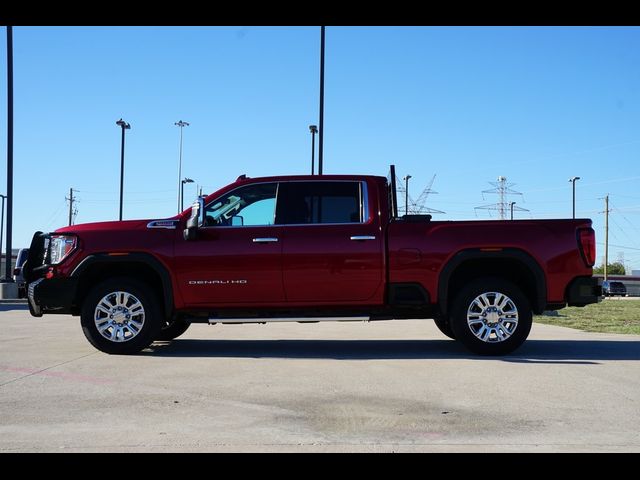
[24,167,601,355]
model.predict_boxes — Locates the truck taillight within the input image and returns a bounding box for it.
[577,227,596,267]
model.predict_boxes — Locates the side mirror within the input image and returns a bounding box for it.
[231,215,244,226]
[183,197,206,240]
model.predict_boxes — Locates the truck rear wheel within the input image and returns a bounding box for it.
[80,278,162,355]
[450,277,532,355]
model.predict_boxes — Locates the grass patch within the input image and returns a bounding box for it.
[534,298,640,335]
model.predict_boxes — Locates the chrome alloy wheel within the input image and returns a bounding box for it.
[94,291,145,343]
[466,291,519,343]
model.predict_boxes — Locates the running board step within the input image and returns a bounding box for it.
[208,316,370,324]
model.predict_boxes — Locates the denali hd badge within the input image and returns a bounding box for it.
[189,280,248,285]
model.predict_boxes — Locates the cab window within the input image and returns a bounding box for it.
[204,183,278,227]
[276,181,365,225]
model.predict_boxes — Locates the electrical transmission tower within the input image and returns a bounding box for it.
[395,174,445,215]
[475,176,529,219]
[617,251,627,273]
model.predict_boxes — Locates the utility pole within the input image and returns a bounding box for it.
[604,194,609,281]
[66,188,75,226]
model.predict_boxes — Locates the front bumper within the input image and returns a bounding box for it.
[27,277,78,317]
[606,290,627,296]
[567,276,602,307]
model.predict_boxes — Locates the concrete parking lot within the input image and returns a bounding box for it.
[1,304,639,452]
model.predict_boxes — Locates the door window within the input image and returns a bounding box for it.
[204,183,278,227]
[277,181,366,225]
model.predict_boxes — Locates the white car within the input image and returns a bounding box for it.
[12,248,29,298]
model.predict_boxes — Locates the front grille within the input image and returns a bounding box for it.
[24,232,49,283]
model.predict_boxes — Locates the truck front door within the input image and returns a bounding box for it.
[174,182,284,306]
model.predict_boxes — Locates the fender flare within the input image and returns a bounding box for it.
[71,253,174,317]
[437,248,547,315]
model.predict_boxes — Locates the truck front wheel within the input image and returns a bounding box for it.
[156,319,191,341]
[450,278,532,355]
[433,316,456,339]
[80,278,162,355]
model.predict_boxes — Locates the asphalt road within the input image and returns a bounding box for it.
[1,304,639,452]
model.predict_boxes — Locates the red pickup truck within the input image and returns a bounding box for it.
[24,167,601,355]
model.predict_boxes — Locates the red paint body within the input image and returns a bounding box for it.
[53,174,594,313]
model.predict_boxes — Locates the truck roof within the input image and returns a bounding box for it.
[231,174,387,184]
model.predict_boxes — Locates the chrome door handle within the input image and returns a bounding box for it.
[350,235,376,241]
[252,237,279,243]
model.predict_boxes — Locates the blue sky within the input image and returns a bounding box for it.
[1,26,639,271]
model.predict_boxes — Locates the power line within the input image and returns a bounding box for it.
[597,242,640,252]
[616,206,640,237]
[79,188,175,195]
[44,199,67,230]
[609,200,640,249]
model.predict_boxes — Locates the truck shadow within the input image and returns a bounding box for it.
[0,304,30,312]
[146,339,640,364]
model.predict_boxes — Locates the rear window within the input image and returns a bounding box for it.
[610,282,625,287]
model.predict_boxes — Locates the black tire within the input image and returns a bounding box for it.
[450,277,532,355]
[80,277,163,355]
[156,319,191,341]
[433,315,456,339]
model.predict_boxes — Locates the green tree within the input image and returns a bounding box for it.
[593,262,626,275]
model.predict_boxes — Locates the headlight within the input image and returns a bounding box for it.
[49,235,77,264]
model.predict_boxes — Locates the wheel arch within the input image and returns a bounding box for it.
[71,253,174,319]
[438,248,547,316]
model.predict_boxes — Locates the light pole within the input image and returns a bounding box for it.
[116,118,131,221]
[309,125,317,175]
[175,120,190,213]
[318,26,325,175]
[0,194,6,281]
[569,176,580,219]
[510,201,516,220]
[403,175,412,216]
[181,178,194,212]
[5,26,14,283]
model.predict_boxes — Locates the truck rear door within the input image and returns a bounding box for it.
[276,180,384,304]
